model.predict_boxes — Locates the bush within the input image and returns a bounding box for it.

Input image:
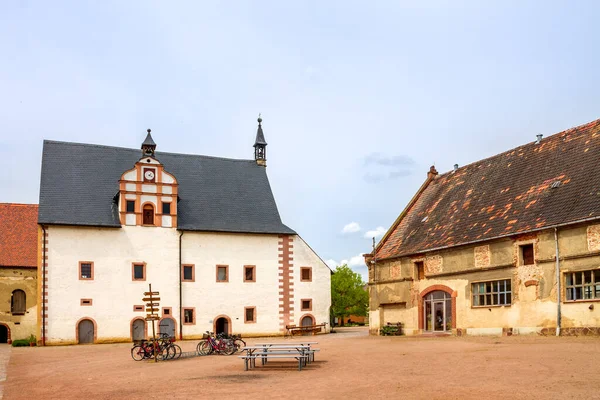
[11,339,30,347]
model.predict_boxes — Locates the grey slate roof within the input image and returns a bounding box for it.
[254,125,267,147]
[142,131,156,146]
[38,140,295,234]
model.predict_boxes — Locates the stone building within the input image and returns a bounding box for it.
[37,119,331,345]
[0,203,38,343]
[365,119,600,336]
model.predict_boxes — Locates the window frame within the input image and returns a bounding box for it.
[471,278,512,307]
[415,261,425,280]
[133,305,144,312]
[564,269,600,302]
[80,298,93,306]
[132,262,146,281]
[182,307,195,325]
[244,306,256,323]
[301,298,312,311]
[300,267,312,282]
[79,261,94,280]
[244,265,256,282]
[162,202,171,215]
[519,243,535,266]
[126,200,135,213]
[142,203,155,225]
[162,307,172,316]
[182,264,195,282]
[216,265,229,282]
[10,289,26,315]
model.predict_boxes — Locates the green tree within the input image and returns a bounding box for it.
[331,264,368,326]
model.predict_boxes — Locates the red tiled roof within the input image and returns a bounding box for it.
[376,118,600,260]
[0,203,38,267]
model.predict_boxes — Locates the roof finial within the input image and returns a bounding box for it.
[258,113,262,125]
[147,128,151,134]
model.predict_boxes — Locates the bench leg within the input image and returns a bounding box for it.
[244,358,248,371]
[298,357,302,371]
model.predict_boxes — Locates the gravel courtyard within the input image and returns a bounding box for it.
[3,327,600,400]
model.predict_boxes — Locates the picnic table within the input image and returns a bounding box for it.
[239,342,319,371]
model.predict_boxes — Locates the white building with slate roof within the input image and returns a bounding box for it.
[37,118,331,344]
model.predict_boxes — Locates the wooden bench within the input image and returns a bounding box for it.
[239,351,310,371]
[285,324,326,336]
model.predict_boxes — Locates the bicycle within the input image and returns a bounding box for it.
[196,331,236,356]
[131,339,168,361]
[158,333,182,360]
[228,333,246,353]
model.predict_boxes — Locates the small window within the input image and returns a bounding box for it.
[520,244,534,265]
[472,279,512,307]
[183,308,195,324]
[244,265,256,282]
[80,299,93,306]
[132,263,146,281]
[301,299,312,311]
[415,261,425,280]
[126,200,135,213]
[79,262,94,280]
[565,269,600,301]
[142,204,154,225]
[133,305,144,312]
[182,265,194,282]
[162,307,172,316]
[11,289,26,315]
[162,202,171,215]
[245,307,256,323]
[216,265,229,282]
[300,267,312,282]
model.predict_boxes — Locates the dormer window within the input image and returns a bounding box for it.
[143,204,154,225]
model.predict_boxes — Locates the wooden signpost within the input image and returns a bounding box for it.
[143,284,160,362]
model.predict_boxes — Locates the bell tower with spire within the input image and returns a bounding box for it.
[141,128,157,157]
[253,115,267,167]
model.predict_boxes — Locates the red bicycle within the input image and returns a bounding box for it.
[196,331,236,356]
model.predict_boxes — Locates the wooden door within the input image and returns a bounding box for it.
[159,318,175,338]
[78,319,94,344]
[132,319,145,341]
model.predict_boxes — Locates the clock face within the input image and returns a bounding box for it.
[144,170,155,181]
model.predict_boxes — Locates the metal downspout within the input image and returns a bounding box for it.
[179,231,184,340]
[554,227,561,336]
[42,225,46,346]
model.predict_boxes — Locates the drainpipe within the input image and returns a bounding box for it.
[179,231,184,340]
[554,227,561,336]
[42,225,47,346]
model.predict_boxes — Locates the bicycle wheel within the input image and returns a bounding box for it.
[172,344,182,359]
[219,340,236,356]
[131,345,145,361]
[199,340,213,356]
[233,339,246,353]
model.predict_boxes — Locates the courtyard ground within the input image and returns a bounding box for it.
[3,327,600,399]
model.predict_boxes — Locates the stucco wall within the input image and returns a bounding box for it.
[0,267,37,342]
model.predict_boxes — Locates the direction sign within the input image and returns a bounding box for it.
[145,317,160,322]
[146,307,159,313]
[142,297,161,302]
[146,314,160,319]
[145,303,160,307]
[144,291,160,296]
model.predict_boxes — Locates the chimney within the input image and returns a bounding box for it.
[453,164,458,172]
[427,165,438,180]
[535,134,543,144]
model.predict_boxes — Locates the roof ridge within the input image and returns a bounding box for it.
[437,117,600,177]
[43,139,255,163]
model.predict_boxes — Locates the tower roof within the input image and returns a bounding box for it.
[142,129,156,147]
[253,116,267,147]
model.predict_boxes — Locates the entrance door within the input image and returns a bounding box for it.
[159,318,175,338]
[215,317,229,335]
[132,319,145,341]
[423,291,451,332]
[433,301,445,331]
[78,319,94,344]
[0,325,7,343]
[301,316,314,327]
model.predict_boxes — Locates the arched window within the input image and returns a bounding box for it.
[143,204,154,225]
[11,290,26,315]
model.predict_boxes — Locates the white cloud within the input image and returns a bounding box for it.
[364,226,386,239]
[341,222,361,234]
[347,254,364,267]
[325,259,338,269]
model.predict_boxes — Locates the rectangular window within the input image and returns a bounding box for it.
[472,279,512,307]
[162,307,172,316]
[126,200,135,213]
[244,265,256,282]
[301,299,312,311]
[162,202,171,215]
[415,261,425,280]
[216,265,229,282]
[80,299,93,306]
[132,263,146,281]
[183,308,195,325]
[300,267,312,282]
[133,305,144,312]
[565,269,600,301]
[245,306,256,323]
[79,261,94,280]
[182,264,194,282]
[520,244,534,265]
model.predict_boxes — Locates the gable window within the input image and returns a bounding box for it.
[132,263,146,281]
[244,265,256,282]
[245,306,256,323]
[162,202,171,215]
[142,204,154,225]
[301,299,312,311]
[472,279,512,307]
[216,265,229,282]
[11,289,26,315]
[565,269,600,301]
[182,264,194,282]
[126,200,135,213]
[79,262,94,280]
[183,308,195,325]
[520,244,534,265]
[415,261,425,280]
[300,267,312,282]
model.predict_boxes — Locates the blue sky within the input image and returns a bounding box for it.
[2,1,600,281]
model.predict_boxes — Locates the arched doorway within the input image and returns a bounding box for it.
[301,315,315,327]
[77,319,95,344]
[131,319,146,342]
[214,316,231,335]
[422,291,452,332]
[0,324,9,344]
[159,318,175,338]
